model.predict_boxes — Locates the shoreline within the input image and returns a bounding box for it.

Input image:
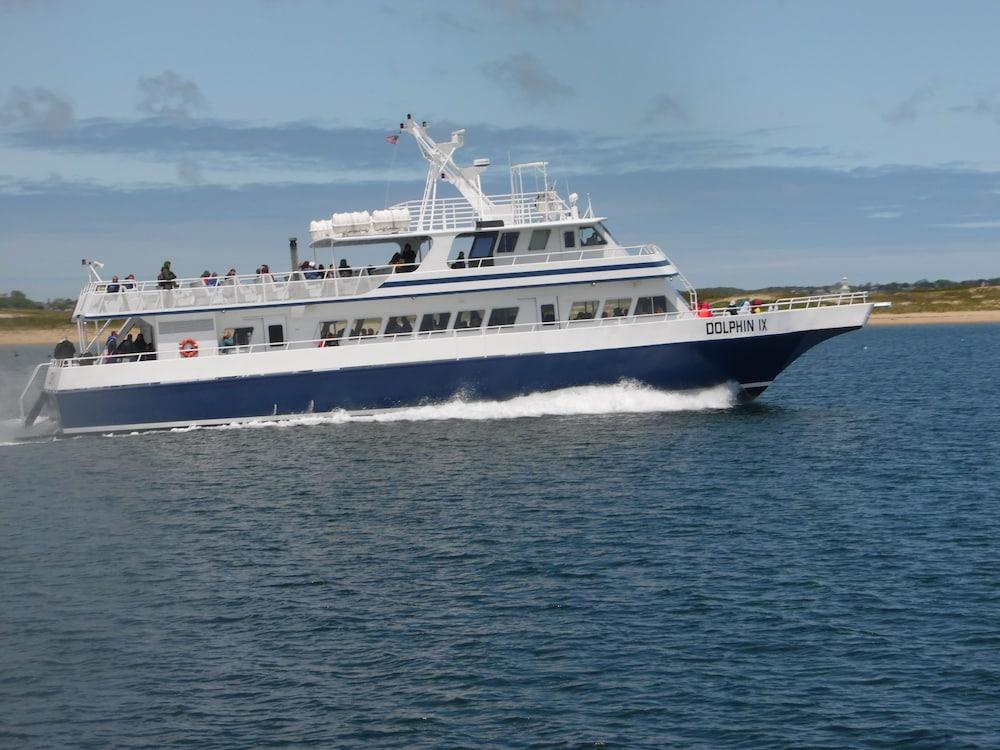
[867,310,1000,326]
[1,310,998,347]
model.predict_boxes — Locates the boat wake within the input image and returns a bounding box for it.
[0,382,738,445]
[170,380,737,433]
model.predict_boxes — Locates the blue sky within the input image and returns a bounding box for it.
[2,0,999,298]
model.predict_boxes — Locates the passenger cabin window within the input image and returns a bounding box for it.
[350,317,382,337]
[563,230,576,249]
[569,300,599,320]
[580,226,608,246]
[488,307,519,327]
[540,304,556,324]
[635,296,668,315]
[496,232,519,253]
[267,324,284,345]
[528,229,550,252]
[384,315,416,335]
[602,298,631,318]
[419,312,451,332]
[320,320,348,339]
[454,310,485,329]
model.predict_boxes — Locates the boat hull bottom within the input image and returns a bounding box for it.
[50,326,858,434]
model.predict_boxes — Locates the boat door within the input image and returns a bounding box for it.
[264,316,287,348]
[517,297,558,326]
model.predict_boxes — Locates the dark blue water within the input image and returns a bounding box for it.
[1,324,999,749]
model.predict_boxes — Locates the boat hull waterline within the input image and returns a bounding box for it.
[49,325,858,434]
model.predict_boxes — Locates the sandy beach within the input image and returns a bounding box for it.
[0,327,77,347]
[868,310,1000,326]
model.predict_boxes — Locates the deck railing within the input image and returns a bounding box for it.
[54,292,869,368]
[72,244,665,319]
[396,191,574,233]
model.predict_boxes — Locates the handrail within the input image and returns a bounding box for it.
[19,362,49,424]
[53,292,870,369]
[71,244,668,318]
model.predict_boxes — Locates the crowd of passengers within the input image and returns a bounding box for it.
[102,329,156,362]
[102,246,423,294]
[51,329,156,362]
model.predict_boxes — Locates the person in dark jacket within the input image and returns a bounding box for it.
[157,261,177,289]
[116,333,135,361]
[134,332,148,360]
[53,337,76,360]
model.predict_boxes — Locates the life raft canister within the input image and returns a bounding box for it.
[179,338,199,358]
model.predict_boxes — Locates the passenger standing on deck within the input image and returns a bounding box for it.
[106,275,121,293]
[105,330,118,362]
[452,251,466,269]
[157,261,177,289]
[338,259,352,278]
[400,243,417,272]
[53,336,76,360]
[134,332,148,360]
[117,333,135,361]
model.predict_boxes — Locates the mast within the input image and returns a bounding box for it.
[401,114,495,228]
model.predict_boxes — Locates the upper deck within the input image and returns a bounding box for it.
[72,243,673,320]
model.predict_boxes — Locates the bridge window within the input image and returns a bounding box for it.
[563,230,576,248]
[454,309,485,329]
[569,300,598,320]
[528,229,550,252]
[385,315,416,335]
[497,231,519,253]
[580,226,607,246]
[487,307,519,327]
[419,312,451,332]
[602,298,631,317]
[635,296,668,315]
[350,317,382,337]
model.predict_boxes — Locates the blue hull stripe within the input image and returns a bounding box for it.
[81,263,671,320]
[380,259,671,287]
[53,327,857,431]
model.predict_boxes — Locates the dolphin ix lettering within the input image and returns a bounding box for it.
[705,318,768,335]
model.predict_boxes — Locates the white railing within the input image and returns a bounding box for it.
[72,245,667,319]
[53,292,869,368]
[393,191,574,233]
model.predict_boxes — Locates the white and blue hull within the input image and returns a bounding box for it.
[40,305,871,434]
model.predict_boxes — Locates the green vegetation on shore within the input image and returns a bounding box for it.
[0,310,74,331]
[699,280,1000,314]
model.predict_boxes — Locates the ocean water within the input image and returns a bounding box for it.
[1,324,998,749]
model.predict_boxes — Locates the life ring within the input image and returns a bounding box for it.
[179,338,199,358]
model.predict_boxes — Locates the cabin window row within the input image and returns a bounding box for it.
[567,295,667,320]
[318,306,522,341]
[315,295,667,342]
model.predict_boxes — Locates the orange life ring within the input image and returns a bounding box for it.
[179,338,199,358]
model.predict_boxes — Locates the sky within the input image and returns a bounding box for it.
[2,0,999,298]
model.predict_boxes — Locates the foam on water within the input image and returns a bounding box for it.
[166,380,737,434]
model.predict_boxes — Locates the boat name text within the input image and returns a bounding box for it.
[705,318,768,335]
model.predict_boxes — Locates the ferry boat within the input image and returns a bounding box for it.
[20,115,882,435]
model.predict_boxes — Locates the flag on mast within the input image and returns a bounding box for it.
[384,134,399,145]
